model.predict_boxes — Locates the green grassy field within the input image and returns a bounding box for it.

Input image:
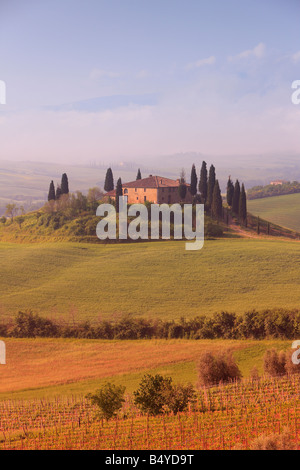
[248,193,300,232]
[1,238,300,321]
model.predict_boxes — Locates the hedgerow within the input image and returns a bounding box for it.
[1,308,300,340]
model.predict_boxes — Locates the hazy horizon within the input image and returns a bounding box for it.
[0,0,300,165]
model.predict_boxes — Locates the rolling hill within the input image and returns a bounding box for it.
[1,239,300,322]
[248,193,300,232]
[0,160,142,216]
[0,337,291,400]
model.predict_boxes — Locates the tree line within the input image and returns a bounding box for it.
[1,308,299,340]
[247,181,300,200]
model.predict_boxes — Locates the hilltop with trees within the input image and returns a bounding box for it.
[5,162,300,243]
[247,181,300,200]
[47,173,70,202]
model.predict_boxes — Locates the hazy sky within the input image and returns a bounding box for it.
[0,0,300,163]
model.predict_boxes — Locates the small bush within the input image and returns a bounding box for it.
[197,351,242,387]
[87,383,126,420]
[85,217,98,236]
[285,352,300,376]
[250,428,295,450]
[205,222,223,238]
[166,383,196,414]
[133,374,196,416]
[250,366,260,381]
[134,374,173,416]
[263,349,286,377]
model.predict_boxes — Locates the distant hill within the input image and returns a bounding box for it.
[0,160,149,216]
[248,193,300,232]
[2,154,300,216]
[247,181,300,200]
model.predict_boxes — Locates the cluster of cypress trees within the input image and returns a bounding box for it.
[47,166,141,208]
[104,164,247,224]
[104,168,142,194]
[226,177,247,225]
[190,162,223,220]
[190,162,247,225]
[48,173,69,202]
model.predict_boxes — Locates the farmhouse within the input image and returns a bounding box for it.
[270,180,286,186]
[105,175,193,204]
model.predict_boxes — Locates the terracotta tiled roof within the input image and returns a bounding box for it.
[105,189,116,197]
[123,175,181,189]
[105,176,189,196]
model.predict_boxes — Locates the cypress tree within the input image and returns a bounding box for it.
[190,164,198,197]
[226,207,229,225]
[115,178,123,213]
[61,173,69,195]
[211,180,223,220]
[136,169,142,180]
[178,183,187,201]
[48,180,56,201]
[104,168,114,192]
[207,164,216,208]
[199,161,208,204]
[239,183,247,225]
[226,176,234,207]
[178,170,187,202]
[232,180,240,215]
[56,184,62,200]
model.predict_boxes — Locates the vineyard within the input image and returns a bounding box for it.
[1,375,300,450]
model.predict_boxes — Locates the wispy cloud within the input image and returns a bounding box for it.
[90,69,120,80]
[228,43,266,62]
[136,69,149,79]
[185,56,216,70]
[45,93,159,113]
[292,51,300,63]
